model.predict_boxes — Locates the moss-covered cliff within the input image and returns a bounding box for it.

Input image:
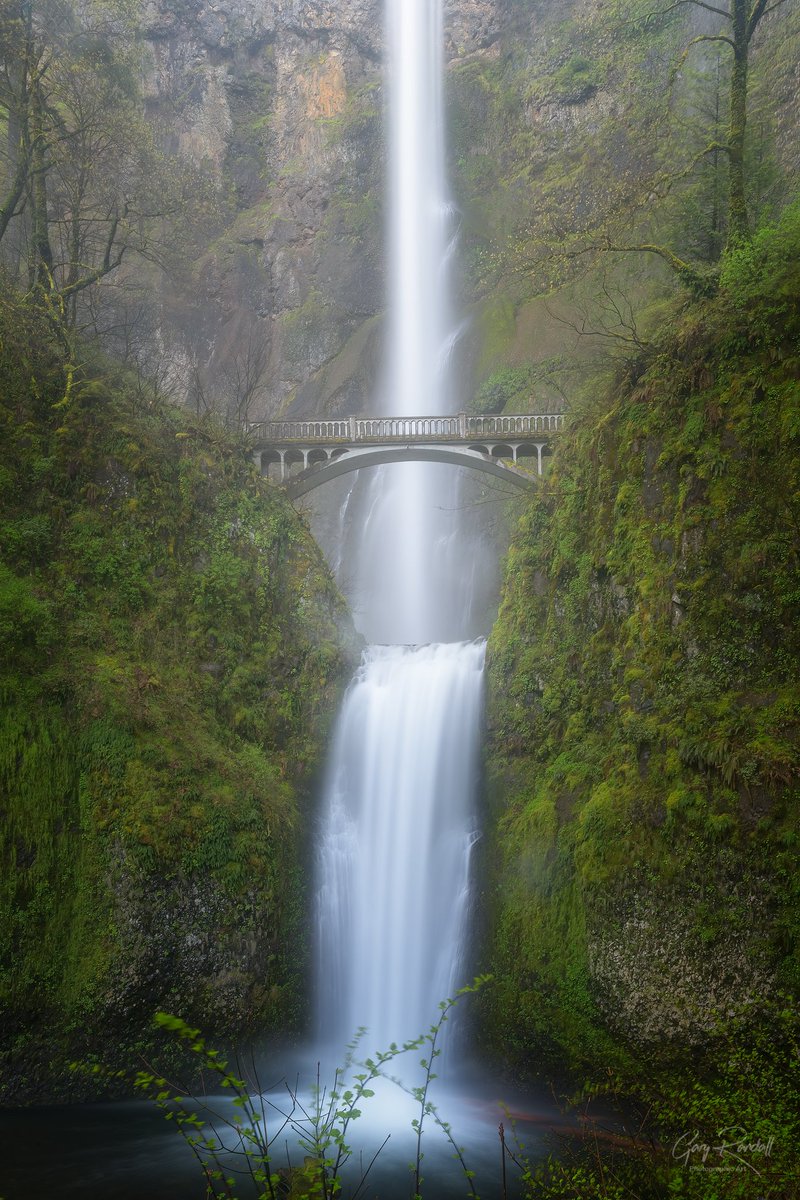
[0,295,355,1101]
[482,202,800,1076]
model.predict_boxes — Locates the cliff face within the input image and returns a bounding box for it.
[136,0,800,422]
[480,206,800,1072]
[137,0,495,420]
[139,0,383,417]
[0,296,357,1101]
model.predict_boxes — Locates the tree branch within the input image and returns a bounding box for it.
[603,243,718,295]
[750,0,790,36]
[648,0,732,22]
[0,137,31,243]
[58,204,128,300]
[681,31,737,52]
[649,140,732,205]
[668,33,737,92]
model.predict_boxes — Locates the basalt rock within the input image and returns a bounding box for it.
[137,0,504,419]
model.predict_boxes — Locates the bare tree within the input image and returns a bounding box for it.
[0,0,211,325]
[221,327,270,430]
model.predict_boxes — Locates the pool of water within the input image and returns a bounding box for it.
[0,1065,571,1200]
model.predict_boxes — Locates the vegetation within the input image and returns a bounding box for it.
[652,0,792,248]
[82,980,490,1200]
[482,198,800,1195]
[0,285,355,1100]
[0,0,216,321]
[448,0,798,406]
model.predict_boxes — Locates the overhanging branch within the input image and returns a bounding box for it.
[603,243,718,295]
[679,31,737,54]
[646,0,732,22]
[749,0,790,38]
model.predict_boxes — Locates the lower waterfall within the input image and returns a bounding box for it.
[315,640,485,1057]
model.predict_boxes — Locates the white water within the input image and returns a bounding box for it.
[315,640,484,1054]
[314,0,484,1081]
[387,0,451,419]
[351,0,467,647]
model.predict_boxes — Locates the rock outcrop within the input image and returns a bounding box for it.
[136,0,507,420]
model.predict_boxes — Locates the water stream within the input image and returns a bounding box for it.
[312,0,481,1063]
[315,640,484,1055]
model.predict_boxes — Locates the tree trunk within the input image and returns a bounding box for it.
[28,72,54,292]
[0,3,32,253]
[727,0,750,246]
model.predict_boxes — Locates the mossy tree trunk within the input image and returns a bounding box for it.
[668,0,788,248]
[28,70,53,294]
[0,2,35,249]
[727,0,750,246]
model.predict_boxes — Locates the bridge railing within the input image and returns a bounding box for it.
[249,419,352,440]
[464,414,564,436]
[249,412,565,444]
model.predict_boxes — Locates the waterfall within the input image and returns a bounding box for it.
[314,0,483,1065]
[353,0,466,647]
[387,0,451,421]
[315,641,484,1053]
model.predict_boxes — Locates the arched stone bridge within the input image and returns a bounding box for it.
[249,412,565,498]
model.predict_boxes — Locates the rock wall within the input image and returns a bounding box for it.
[88,0,800,421]
[138,0,503,420]
[480,208,800,1072]
[0,296,358,1100]
[139,0,383,417]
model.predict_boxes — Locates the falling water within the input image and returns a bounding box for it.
[352,0,467,646]
[387,0,451,419]
[314,0,484,1071]
[315,641,484,1053]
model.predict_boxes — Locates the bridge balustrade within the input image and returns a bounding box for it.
[250,412,565,444]
[465,414,563,435]
[254,419,351,440]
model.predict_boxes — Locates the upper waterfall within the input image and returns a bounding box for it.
[387,0,452,420]
[352,0,468,645]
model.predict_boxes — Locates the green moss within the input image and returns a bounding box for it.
[482,199,800,1077]
[474,365,536,412]
[473,298,521,379]
[281,290,353,373]
[0,292,354,1100]
[530,53,605,106]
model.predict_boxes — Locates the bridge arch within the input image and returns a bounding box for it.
[278,445,539,499]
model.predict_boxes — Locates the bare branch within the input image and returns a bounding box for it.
[750,0,790,36]
[58,204,128,300]
[647,0,732,22]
